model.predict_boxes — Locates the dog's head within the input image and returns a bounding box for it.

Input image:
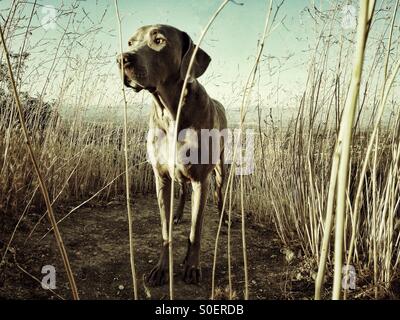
[117,24,211,92]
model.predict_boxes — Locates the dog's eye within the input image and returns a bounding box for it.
[128,41,132,46]
[154,38,165,45]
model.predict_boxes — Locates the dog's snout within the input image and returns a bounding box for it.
[117,52,136,66]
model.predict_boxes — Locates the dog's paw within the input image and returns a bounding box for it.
[183,265,202,285]
[218,211,231,226]
[173,214,183,225]
[147,265,168,287]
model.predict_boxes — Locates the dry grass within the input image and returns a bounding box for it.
[1,0,400,300]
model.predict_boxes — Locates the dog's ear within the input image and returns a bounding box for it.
[180,32,211,82]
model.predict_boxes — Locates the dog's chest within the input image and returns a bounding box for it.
[147,121,199,181]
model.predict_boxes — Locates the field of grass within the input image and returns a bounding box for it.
[1,0,400,300]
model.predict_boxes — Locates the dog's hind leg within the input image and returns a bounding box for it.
[174,182,187,225]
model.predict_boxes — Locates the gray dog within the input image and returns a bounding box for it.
[118,24,227,286]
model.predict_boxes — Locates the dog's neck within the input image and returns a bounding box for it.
[151,78,191,119]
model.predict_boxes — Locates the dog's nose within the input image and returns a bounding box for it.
[117,52,135,65]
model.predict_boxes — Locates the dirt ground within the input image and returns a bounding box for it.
[0,195,315,300]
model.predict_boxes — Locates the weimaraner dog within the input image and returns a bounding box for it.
[118,24,227,286]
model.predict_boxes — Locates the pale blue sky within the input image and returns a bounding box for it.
[1,0,396,124]
[0,0,319,92]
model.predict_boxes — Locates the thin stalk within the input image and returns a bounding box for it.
[372,133,378,298]
[167,0,231,300]
[227,165,234,299]
[314,140,340,299]
[344,0,400,292]
[114,0,138,300]
[332,0,375,300]
[237,0,274,300]
[1,0,37,176]
[211,142,237,299]
[211,0,274,300]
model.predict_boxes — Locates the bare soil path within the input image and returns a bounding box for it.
[0,195,313,300]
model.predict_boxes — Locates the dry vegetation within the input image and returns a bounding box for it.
[1,0,400,300]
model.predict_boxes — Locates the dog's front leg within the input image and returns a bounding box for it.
[183,177,209,284]
[174,182,187,225]
[148,174,171,287]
